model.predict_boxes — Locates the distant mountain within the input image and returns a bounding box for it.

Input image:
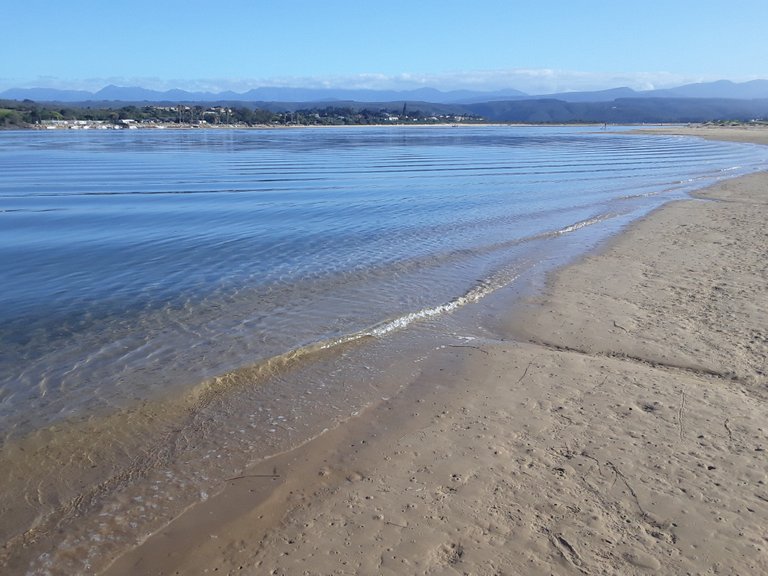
[647,79,768,99]
[4,80,768,106]
[0,87,96,102]
[523,81,768,103]
[6,79,768,106]
[465,97,768,123]
[234,86,529,104]
[0,84,528,104]
[528,87,640,103]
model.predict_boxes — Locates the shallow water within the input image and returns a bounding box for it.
[2,126,765,437]
[1,126,766,573]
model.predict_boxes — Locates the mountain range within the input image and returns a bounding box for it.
[3,79,768,105]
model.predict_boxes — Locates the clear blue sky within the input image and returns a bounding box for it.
[4,0,768,93]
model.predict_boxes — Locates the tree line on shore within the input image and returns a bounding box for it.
[0,100,481,128]
[4,96,768,129]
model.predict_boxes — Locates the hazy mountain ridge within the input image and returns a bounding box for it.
[0,85,528,104]
[4,79,768,105]
[465,97,768,123]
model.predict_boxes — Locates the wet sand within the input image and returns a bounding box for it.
[103,130,768,575]
[634,124,768,146]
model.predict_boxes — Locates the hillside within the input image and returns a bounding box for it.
[4,79,768,106]
[466,97,768,123]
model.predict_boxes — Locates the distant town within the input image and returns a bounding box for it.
[0,101,484,130]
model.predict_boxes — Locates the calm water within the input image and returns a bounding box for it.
[2,127,765,436]
[1,126,766,573]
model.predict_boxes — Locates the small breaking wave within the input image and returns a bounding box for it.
[551,215,611,236]
[198,271,522,403]
[365,276,511,338]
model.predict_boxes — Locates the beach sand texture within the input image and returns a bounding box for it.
[102,134,767,575]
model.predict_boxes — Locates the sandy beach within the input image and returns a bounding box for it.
[97,129,767,574]
[634,124,768,146]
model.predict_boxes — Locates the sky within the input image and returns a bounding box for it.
[4,0,768,94]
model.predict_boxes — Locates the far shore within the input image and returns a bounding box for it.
[22,121,605,132]
[15,121,768,133]
[101,126,768,575]
[18,120,496,131]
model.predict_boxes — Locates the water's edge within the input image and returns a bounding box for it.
[1,129,766,574]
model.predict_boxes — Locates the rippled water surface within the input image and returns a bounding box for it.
[1,126,767,438]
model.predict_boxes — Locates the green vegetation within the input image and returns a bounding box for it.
[0,99,482,129]
[3,94,768,129]
[465,98,768,124]
[0,108,25,127]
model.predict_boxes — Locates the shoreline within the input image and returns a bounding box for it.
[102,131,768,574]
[13,121,496,131]
[4,121,722,132]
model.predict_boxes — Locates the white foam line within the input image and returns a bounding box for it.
[552,215,607,235]
[365,276,514,338]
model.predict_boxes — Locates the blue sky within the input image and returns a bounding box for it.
[4,0,768,93]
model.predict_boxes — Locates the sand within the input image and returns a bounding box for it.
[104,130,768,575]
[633,124,768,146]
